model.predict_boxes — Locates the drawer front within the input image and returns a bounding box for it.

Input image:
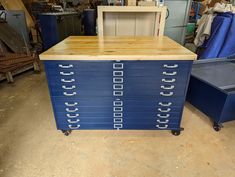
[45,60,191,130]
[51,97,185,110]
[56,123,180,130]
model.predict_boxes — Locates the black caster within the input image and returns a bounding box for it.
[62,130,72,136]
[213,123,222,132]
[171,130,181,136]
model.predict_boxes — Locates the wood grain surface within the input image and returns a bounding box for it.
[39,36,197,60]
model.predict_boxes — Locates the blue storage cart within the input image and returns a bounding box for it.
[187,59,235,131]
[39,36,196,136]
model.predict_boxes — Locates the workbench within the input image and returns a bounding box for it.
[39,36,196,136]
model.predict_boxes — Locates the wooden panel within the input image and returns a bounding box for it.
[116,13,136,36]
[136,13,155,36]
[103,12,117,36]
[0,0,34,28]
[97,6,167,37]
[39,36,197,61]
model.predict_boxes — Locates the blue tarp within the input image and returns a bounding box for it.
[198,13,235,59]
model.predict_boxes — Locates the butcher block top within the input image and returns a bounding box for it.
[39,36,197,60]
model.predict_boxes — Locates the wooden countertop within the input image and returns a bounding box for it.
[39,36,197,60]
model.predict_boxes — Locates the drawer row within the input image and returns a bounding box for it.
[50,97,185,107]
[44,60,192,72]
[56,122,180,130]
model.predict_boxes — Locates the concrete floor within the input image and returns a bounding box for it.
[0,70,235,177]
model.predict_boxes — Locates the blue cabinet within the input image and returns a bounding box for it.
[38,12,81,50]
[44,60,192,134]
[187,59,235,131]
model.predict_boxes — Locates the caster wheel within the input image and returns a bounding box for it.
[213,124,221,132]
[62,130,72,136]
[171,130,181,136]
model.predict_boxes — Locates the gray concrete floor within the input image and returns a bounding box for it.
[0,70,235,177]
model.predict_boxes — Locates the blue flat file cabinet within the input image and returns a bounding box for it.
[40,36,196,136]
[187,59,235,131]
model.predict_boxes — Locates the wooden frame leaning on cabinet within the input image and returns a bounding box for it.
[97,6,167,36]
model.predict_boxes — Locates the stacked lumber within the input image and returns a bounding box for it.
[0,53,36,73]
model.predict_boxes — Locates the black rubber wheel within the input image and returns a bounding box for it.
[62,130,72,136]
[213,125,221,132]
[171,130,181,136]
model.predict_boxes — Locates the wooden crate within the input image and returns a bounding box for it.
[97,6,167,36]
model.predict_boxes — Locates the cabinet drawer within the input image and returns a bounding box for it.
[55,117,180,126]
[56,122,180,130]
[50,97,185,107]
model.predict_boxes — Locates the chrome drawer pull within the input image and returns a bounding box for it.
[61,78,75,83]
[66,108,78,113]
[156,124,168,129]
[157,114,170,118]
[63,92,76,96]
[160,92,173,97]
[113,84,123,90]
[161,85,174,90]
[157,119,169,124]
[60,71,74,76]
[113,71,123,77]
[67,119,80,123]
[113,63,123,69]
[59,64,73,68]
[158,108,171,113]
[159,102,172,107]
[114,118,123,123]
[66,113,79,118]
[158,108,171,112]
[163,64,178,68]
[162,71,177,76]
[62,85,76,90]
[157,114,170,119]
[114,124,123,129]
[113,78,123,83]
[162,78,176,83]
[68,124,80,129]
[113,100,123,106]
[65,102,78,106]
[113,91,123,96]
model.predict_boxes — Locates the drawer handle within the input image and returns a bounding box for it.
[113,63,123,69]
[66,108,78,113]
[60,71,74,76]
[68,124,80,129]
[113,100,123,106]
[160,92,173,97]
[156,124,168,129]
[63,92,76,96]
[114,124,123,129]
[163,64,178,68]
[67,119,80,123]
[158,108,171,113]
[113,91,123,96]
[113,78,123,83]
[161,85,174,90]
[113,84,123,90]
[113,71,123,77]
[159,102,172,107]
[66,113,79,118]
[59,64,73,68]
[157,119,169,124]
[162,71,177,76]
[162,78,176,83]
[157,114,170,118]
[62,85,76,90]
[61,78,75,83]
[65,102,78,106]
